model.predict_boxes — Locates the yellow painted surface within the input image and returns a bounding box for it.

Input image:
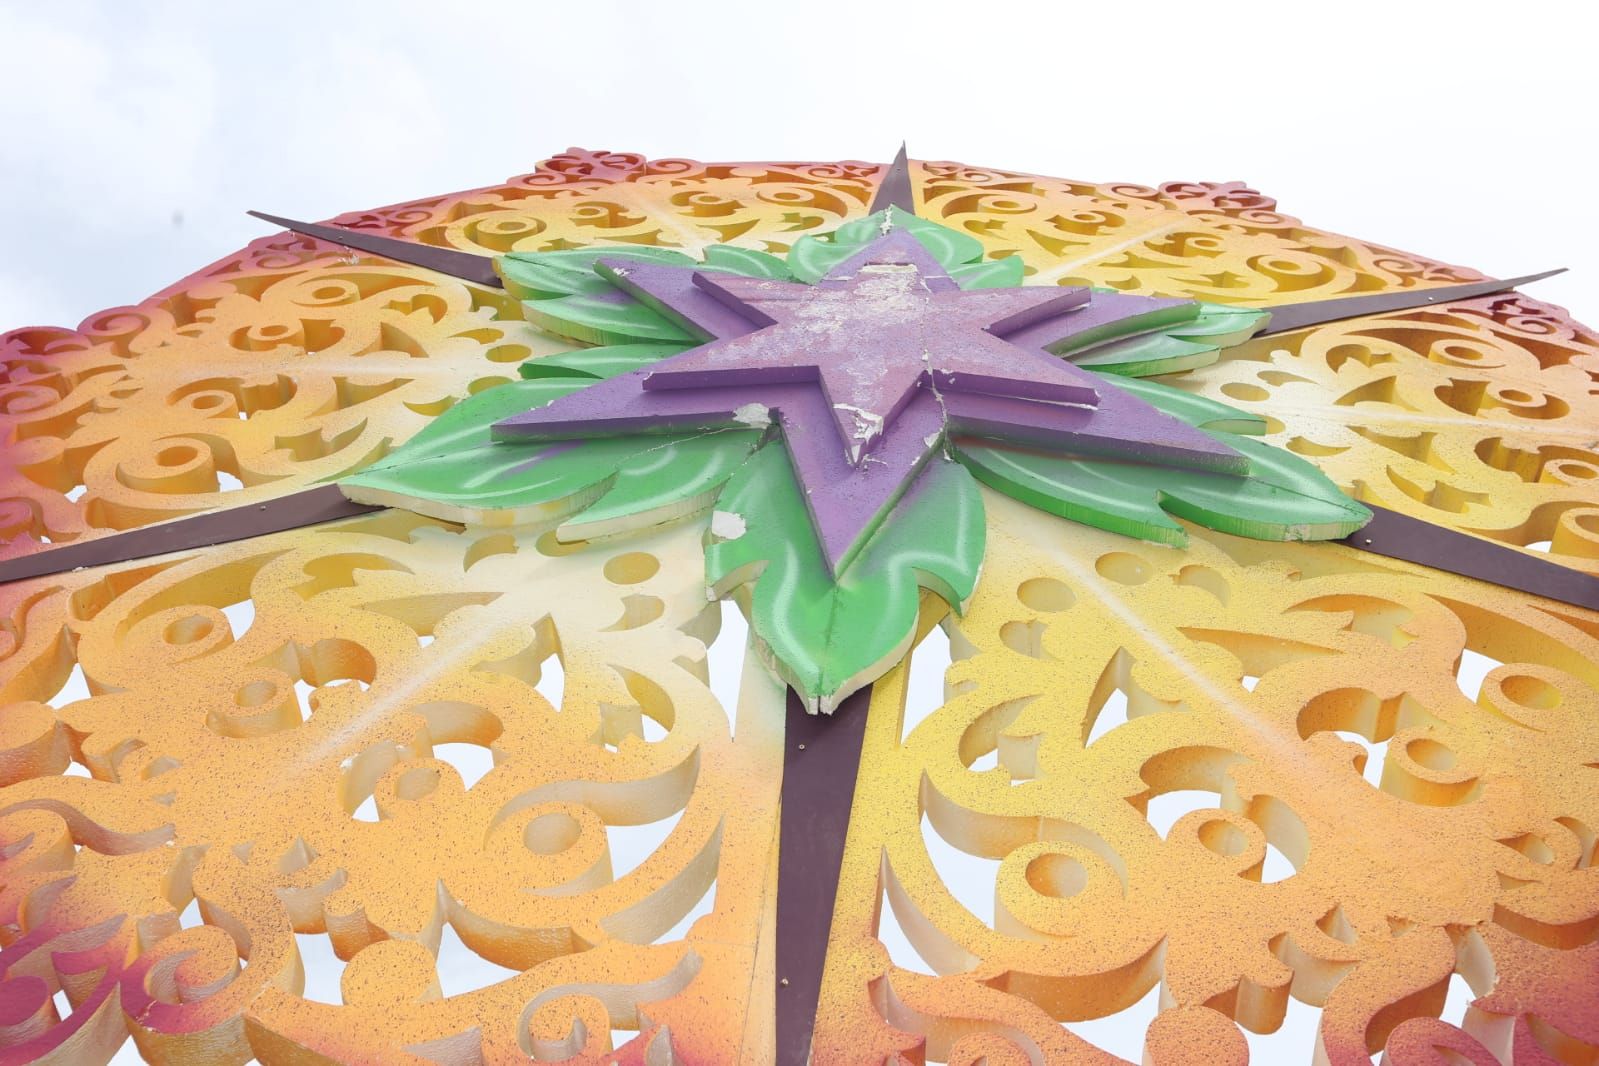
[0,154,1596,1062]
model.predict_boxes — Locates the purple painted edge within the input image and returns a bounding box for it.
[246,211,504,288]
[0,486,381,586]
[775,683,873,1066]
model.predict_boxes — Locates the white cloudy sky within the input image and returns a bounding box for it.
[2,0,1596,333]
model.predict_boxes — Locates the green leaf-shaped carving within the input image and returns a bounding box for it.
[521,293,697,346]
[346,215,1360,714]
[518,342,689,381]
[787,206,990,284]
[502,244,793,346]
[705,445,985,712]
[498,247,697,300]
[701,244,792,279]
[1068,300,1269,377]
[341,374,760,530]
[956,375,1370,545]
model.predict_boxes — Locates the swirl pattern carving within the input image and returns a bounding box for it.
[1,152,1595,1062]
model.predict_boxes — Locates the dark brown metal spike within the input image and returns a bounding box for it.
[247,211,503,288]
[868,143,916,216]
[1340,503,1599,611]
[0,486,379,585]
[1257,269,1565,336]
[775,685,872,1066]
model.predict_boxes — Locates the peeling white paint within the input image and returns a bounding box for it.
[711,510,747,540]
[834,402,886,464]
[732,403,771,427]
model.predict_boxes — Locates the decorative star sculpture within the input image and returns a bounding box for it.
[0,147,1588,1066]
[495,224,1244,572]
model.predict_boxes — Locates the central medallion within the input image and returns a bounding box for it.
[496,221,1244,573]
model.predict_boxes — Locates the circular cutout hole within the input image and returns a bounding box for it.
[486,344,531,364]
[237,680,277,708]
[158,445,199,467]
[165,615,214,645]
[311,285,345,300]
[1575,513,1599,536]
[1096,552,1151,585]
[1407,737,1457,772]
[1025,853,1087,898]
[1221,383,1269,402]
[1017,578,1074,613]
[1500,389,1532,404]
[604,552,660,585]
[1198,819,1248,858]
[396,766,439,802]
[1433,341,1485,362]
[1501,674,1560,710]
[525,811,582,855]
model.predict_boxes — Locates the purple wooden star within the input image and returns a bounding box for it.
[495,230,1244,573]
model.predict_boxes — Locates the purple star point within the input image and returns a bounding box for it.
[496,231,1241,574]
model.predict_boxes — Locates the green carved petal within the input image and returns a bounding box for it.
[830,213,895,246]
[497,258,613,300]
[787,207,996,283]
[1071,332,1225,377]
[960,374,1368,544]
[949,256,1026,290]
[1069,302,1269,377]
[343,439,613,524]
[786,235,859,284]
[498,247,697,299]
[1169,302,1270,341]
[1050,297,1200,357]
[1099,374,1268,435]
[346,425,760,531]
[506,243,794,341]
[1157,431,1373,541]
[556,430,763,541]
[519,343,690,381]
[370,377,594,460]
[955,444,1189,544]
[884,207,985,269]
[957,436,1369,546]
[705,446,984,712]
[523,293,697,346]
[701,244,792,279]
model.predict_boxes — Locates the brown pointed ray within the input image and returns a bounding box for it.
[0,486,379,585]
[775,684,872,1066]
[1257,269,1565,335]
[247,210,503,288]
[1340,504,1599,611]
[868,142,916,215]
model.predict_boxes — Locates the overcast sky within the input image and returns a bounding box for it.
[3,0,1596,334]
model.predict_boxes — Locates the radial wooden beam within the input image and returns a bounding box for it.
[1341,503,1599,611]
[774,685,872,1065]
[869,143,916,215]
[247,211,504,288]
[0,486,379,584]
[1258,269,1565,335]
